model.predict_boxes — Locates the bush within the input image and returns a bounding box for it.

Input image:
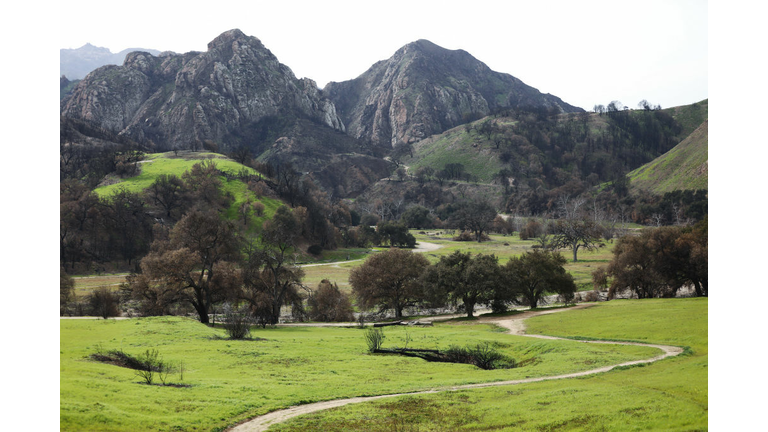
[307,244,323,256]
[308,280,354,322]
[365,327,385,352]
[88,286,120,319]
[584,291,600,302]
[252,201,265,217]
[222,302,254,339]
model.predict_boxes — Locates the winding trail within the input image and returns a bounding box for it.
[228,305,683,432]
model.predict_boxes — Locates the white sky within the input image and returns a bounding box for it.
[59,0,708,111]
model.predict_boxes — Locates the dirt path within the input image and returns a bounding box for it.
[227,305,683,432]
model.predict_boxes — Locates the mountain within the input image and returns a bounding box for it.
[60,43,163,80]
[61,29,345,152]
[324,39,583,148]
[628,119,708,194]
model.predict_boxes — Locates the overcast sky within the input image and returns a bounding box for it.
[59,0,708,111]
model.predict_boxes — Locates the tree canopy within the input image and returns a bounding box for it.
[350,248,430,318]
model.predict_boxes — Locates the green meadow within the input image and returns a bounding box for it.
[60,311,660,431]
[272,298,707,431]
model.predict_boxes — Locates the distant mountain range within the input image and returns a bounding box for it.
[60,29,706,200]
[60,43,162,80]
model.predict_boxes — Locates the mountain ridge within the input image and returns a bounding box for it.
[324,39,583,147]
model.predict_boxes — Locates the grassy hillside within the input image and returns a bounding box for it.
[628,120,708,194]
[403,118,511,183]
[666,99,708,138]
[94,151,282,227]
[274,298,707,431]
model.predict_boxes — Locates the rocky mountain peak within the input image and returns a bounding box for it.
[61,29,344,150]
[324,40,582,147]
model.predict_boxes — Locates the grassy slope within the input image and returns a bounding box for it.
[402,118,509,183]
[93,151,282,231]
[60,316,658,431]
[273,298,707,431]
[628,120,708,194]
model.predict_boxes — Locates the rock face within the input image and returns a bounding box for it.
[61,29,345,151]
[60,43,163,80]
[324,39,583,147]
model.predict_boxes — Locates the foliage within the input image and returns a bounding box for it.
[504,249,576,309]
[376,221,416,247]
[88,286,121,319]
[308,280,354,322]
[123,209,242,324]
[607,220,707,298]
[222,302,255,339]
[421,251,507,318]
[240,206,307,326]
[350,248,430,318]
[446,199,497,242]
[365,327,386,352]
[60,266,75,316]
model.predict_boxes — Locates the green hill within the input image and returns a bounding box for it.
[95,151,282,226]
[628,120,708,194]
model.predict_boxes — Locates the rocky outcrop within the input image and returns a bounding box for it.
[61,29,345,151]
[324,39,583,147]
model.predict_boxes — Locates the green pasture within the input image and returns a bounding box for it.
[272,298,707,431]
[60,312,659,431]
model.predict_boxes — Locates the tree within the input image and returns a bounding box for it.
[350,248,430,318]
[448,200,497,242]
[88,286,121,319]
[240,206,306,325]
[60,266,75,316]
[608,221,708,299]
[549,195,604,262]
[422,252,505,318]
[376,221,416,248]
[125,209,242,324]
[146,174,189,219]
[550,218,604,262]
[607,231,670,299]
[505,250,576,309]
[308,280,354,322]
[400,205,434,229]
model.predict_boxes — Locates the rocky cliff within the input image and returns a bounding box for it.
[324,39,583,147]
[61,29,345,151]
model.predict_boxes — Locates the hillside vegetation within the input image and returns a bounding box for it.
[629,120,708,194]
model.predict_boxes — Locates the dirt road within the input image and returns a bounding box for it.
[228,305,682,431]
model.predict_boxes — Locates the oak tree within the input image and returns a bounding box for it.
[350,248,430,318]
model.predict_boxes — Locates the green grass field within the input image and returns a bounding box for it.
[271,298,707,431]
[60,309,661,431]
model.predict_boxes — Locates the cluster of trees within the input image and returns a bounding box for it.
[606,218,708,298]
[350,248,576,319]
[119,205,308,325]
